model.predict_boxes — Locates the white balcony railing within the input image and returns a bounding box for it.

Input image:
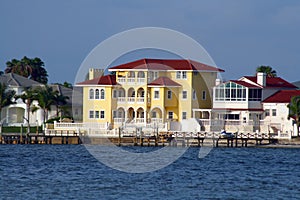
[135,118,145,124]
[117,77,126,84]
[127,97,135,102]
[151,118,163,123]
[137,78,145,83]
[114,118,125,123]
[117,97,126,102]
[127,78,135,84]
[136,97,144,103]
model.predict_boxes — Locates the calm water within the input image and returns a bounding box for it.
[1,145,300,200]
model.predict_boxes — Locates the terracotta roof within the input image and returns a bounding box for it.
[109,58,224,72]
[76,75,117,86]
[262,90,300,103]
[148,77,181,87]
[243,76,297,88]
[230,80,261,88]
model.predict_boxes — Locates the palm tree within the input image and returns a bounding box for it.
[15,87,39,135]
[5,58,32,78]
[36,85,57,123]
[287,96,300,137]
[53,93,69,117]
[5,56,48,84]
[256,66,277,77]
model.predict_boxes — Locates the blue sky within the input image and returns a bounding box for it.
[1,0,300,84]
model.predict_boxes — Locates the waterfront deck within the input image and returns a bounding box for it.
[0,131,278,147]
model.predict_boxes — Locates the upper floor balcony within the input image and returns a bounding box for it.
[117,77,146,85]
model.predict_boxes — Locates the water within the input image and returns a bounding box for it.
[1,145,300,200]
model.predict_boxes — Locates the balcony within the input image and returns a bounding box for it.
[136,97,145,103]
[117,77,126,84]
[127,97,135,103]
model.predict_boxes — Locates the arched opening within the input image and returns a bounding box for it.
[127,107,135,122]
[136,107,145,123]
[150,107,163,123]
[137,71,145,78]
[116,88,126,102]
[114,107,125,124]
[100,89,105,99]
[137,88,145,103]
[95,89,99,99]
[127,88,135,102]
[89,89,94,99]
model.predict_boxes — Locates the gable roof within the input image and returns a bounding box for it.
[230,80,261,88]
[148,77,181,87]
[108,58,224,72]
[0,73,42,87]
[262,90,300,103]
[242,76,297,88]
[76,75,117,86]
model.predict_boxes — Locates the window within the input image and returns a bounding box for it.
[265,109,270,117]
[113,110,117,118]
[95,111,99,118]
[272,109,277,116]
[182,112,187,120]
[176,71,187,79]
[154,90,159,99]
[167,90,172,99]
[151,111,157,118]
[182,71,187,79]
[89,89,94,99]
[89,110,94,118]
[176,71,181,79]
[95,89,99,99]
[182,91,187,99]
[100,89,105,99]
[168,112,173,119]
[248,89,262,101]
[193,90,196,100]
[202,91,206,100]
[113,90,117,98]
[100,111,105,119]
[215,82,246,101]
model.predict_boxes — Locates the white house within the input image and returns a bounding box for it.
[197,72,298,133]
[262,90,300,137]
[0,73,80,126]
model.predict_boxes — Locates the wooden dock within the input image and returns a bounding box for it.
[0,131,277,147]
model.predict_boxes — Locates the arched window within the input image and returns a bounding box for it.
[100,89,105,99]
[95,89,100,99]
[89,89,94,99]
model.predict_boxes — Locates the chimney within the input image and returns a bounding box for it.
[215,78,221,86]
[257,72,266,87]
[89,68,104,80]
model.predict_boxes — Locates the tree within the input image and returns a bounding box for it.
[287,96,300,137]
[53,92,69,117]
[36,85,57,123]
[256,66,277,77]
[5,56,48,84]
[15,87,39,136]
[0,83,16,120]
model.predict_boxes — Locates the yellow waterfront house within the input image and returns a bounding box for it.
[76,58,224,131]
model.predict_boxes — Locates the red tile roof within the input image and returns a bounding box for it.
[148,77,181,87]
[76,75,117,86]
[243,76,297,88]
[263,90,300,103]
[109,58,224,72]
[230,80,261,88]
